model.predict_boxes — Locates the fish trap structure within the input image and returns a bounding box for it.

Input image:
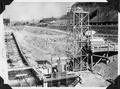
[65,7,92,71]
[65,7,118,72]
[6,7,117,87]
[42,7,118,87]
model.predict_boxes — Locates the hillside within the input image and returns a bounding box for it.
[62,2,118,22]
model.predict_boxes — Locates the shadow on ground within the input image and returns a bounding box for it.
[0,76,12,89]
[106,75,120,89]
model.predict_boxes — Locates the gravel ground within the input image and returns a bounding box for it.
[93,56,118,80]
[13,26,117,87]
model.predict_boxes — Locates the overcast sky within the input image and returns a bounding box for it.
[3,2,74,21]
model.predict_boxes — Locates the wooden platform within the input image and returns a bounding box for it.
[8,66,32,72]
[91,43,117,53]
[44,73,77,82]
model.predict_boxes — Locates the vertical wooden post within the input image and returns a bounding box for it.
[87,54,89,70]
[91,55,93,71]
[65,58,68,86]
[57,57,61,87]
[50,55,53,87]
[113,44,115,61]
[80,51,82,71]
[43,82,48,87]
[73,12,75,72]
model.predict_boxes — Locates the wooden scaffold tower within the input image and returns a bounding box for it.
[65,7,118,73]
[65,7,93,72]
[43,6,118,87]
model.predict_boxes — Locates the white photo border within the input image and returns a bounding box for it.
[0,0,119,89]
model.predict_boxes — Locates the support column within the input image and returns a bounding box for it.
[91,55,93,71]
[43,82,48,87]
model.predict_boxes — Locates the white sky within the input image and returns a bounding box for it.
[3,2,74,21]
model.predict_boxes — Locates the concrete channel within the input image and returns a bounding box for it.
[5,32,42,87]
